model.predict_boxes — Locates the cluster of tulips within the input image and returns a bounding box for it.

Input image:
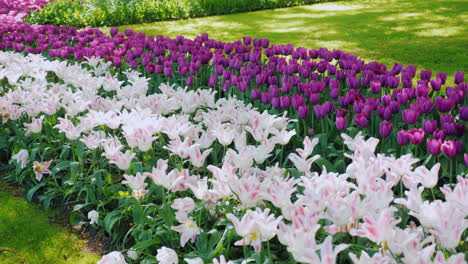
[1,51,467,264]
[0,23,467,178]
[0,0,52,24]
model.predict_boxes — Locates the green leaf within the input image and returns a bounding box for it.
[26,183,46,202]
[73,203,88,211]
[69,211,82,226]
[104,210,122,234]
[131,198,145,225]
[314,157,335,172]
[133,239,160,250]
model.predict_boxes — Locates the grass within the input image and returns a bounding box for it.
[111,0,468,80]
[0,182,101,264]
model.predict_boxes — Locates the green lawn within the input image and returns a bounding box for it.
[0,182,100,264]
[112,0,467,81]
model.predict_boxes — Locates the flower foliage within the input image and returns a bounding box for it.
[1,52,466,264]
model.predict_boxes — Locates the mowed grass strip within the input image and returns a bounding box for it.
[0,182,100,264]
[112,0,468,82]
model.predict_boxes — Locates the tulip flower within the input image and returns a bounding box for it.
[336,116,347,131]
[464,153,468,167]
[422,120,437,134]
[454,71,464,84]
[379,121,393,138]
[435,96,454,112]
[33,160,52,182]
[298,105,309,119]
[427,139,442,155]
[156,247,178,264]
[436,72,447,84]
[459,107,468,121]
[98,251,127,264]
[354,113,368,128]
[11,149,29,169]
[441,140,457,158]
[370,80,381,94]
[397,130,410,146]
[402,109,419,124]
[226,208,282,253]
[420,70,431,80]
[408,128,425,144]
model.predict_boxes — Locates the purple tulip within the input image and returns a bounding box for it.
[164,66,172,77]
[427,139,442,155]
[391,63,402,75]
[361,104,373,118]
[387,76,400,89]
[309,93,320,105]
[443,122,457,136]
[459,107,468,121]
[433,129,446,141]
[408,128,425,144]
[329,88,339,99]
[130,60,139,69]
[292,94,305,110]
[347,77,359,89]
[397,130,410,146]
[441,140,457,158]
[422,120,437,134]
[430,79,442,91]
[435,96,455,112]
[261,92,271,104]
[381,95,392,106]
[186,76,194,86]
[455,123,466,137]
[436,72,447,84]
[336,116,347,131]
[267,86,278,98]
[415,84,430,97]
[336,109,348,118]
[208,74,218,88]
[222,80,231,91]
[454,72,464,84]
[454,140,463,154]
[329,79,340,90]
[308,128,315,137]
[112,57,122,68]
[354,113,368,128]
[402,109,419,124]
[110,27,118,37]
[280,96,291,109]
[464,153,468,167]
[370,80,381,94]
[336,70,345,81]
[272,97,280,109]
[397,92,409,105]
[298,105,310,119]
[379,121,393,138]
[417,96,435,114]
[314,105,326,118]
[420,70,431,81]
[440,114,453,126]
[238,81,247,92]
[251,89,261,100]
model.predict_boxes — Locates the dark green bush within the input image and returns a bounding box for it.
[25,0,336,27]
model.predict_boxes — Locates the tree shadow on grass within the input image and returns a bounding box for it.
[114,0,467,77]
[0,186,99,264]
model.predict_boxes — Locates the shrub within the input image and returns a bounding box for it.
[25,0,336,27]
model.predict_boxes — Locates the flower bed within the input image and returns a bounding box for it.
[1,51,467,263]
[1,23,467,178]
